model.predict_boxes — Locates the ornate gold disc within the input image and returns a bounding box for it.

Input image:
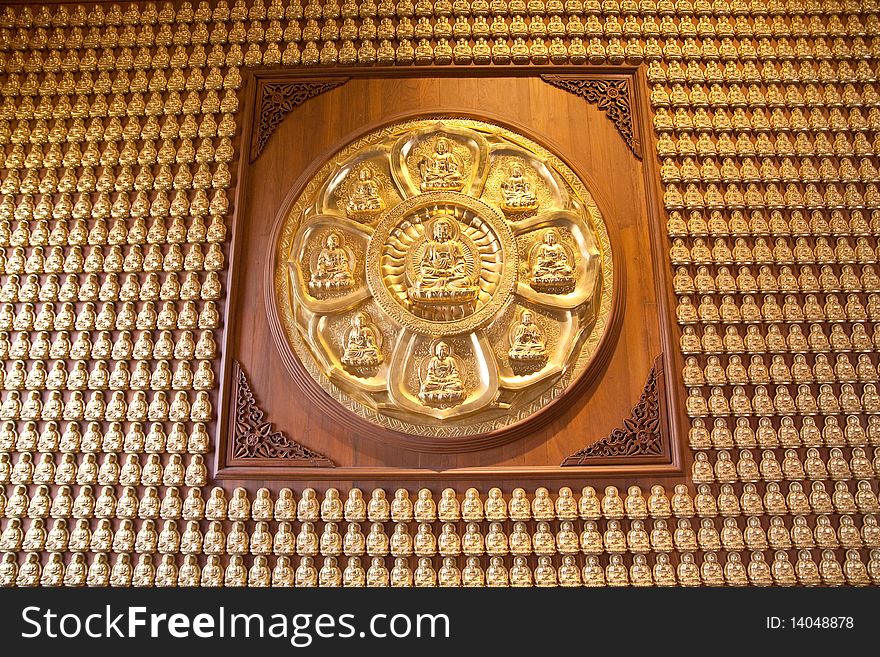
[273,117,615,442]
[366,191,518,335]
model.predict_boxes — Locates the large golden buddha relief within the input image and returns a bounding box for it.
[272,117,615,443]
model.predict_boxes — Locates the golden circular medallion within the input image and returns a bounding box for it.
[366,191,518,336]
[272,117,616,445]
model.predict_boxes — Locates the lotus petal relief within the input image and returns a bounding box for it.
[272,118,614,442]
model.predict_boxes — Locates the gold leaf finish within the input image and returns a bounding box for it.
[274,118,615,440]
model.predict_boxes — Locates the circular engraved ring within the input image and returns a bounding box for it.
[366,191,518,336]
[271,116,616,447]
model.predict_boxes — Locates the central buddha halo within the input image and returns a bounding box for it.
[367,191,517,335]
[273,117,614,441]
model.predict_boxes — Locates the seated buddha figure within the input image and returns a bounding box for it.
[530,230,576,294]
[309,232,354,292]
[346,167,385,220]
[418,341,465,405]
[508,309,547,366]
[500,164,539,215]
[341,312,383,371]
[419,137,464,191]
[409,218,478,304]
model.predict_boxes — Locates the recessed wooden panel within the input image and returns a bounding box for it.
[217,71,683,480]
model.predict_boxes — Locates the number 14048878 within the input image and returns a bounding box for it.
[767,617,855,630]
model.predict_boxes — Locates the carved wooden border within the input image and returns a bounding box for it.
[540,74,641,158]
[229,360,335,467]
[561,354,668,466]
[216,66,683,479]
[248,71,642,162]
[250,77,350,162]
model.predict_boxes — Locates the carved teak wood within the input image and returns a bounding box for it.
[218,69,680,480]
[540,75,641,159]
[249,73,642,163]
[231,361,335,467]
[250,78,350,162]
[562,355,667,466]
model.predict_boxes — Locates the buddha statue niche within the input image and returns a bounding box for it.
[418,136,464,191]
[341,312,383,372]
[308,232,355,292]
[418,341,465,406]
[346,166,385,222]
[530,230,576,294]
[500,163,539,217]
[508,309,547,369]
[408,217,478,305]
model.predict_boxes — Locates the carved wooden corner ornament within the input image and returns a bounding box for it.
[561,355,665,465]
[231,361,335,466]
[540,75,641,159]
[250,77,350,161]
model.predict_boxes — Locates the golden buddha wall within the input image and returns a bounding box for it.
[0,0,879,587]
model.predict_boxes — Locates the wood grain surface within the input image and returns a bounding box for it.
[216,70,683,485]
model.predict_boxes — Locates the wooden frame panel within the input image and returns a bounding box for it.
[215,67,686,481]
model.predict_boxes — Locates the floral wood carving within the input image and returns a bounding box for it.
[250,78,349,161]
[232,361,335,465]
[540,75,640,158]
[561,355,664,465]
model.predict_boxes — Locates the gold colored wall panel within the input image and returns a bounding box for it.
[0,0,878,587]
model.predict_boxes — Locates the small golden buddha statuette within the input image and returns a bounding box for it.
[437,488,461,522]
[368,489,390,522]
[485,556,508,587]
[529,229,577,294]
[418,341,466,406]
[345,166,386,222]
[341,312,384,372]
[500,163,539,217]
[418,136,465,191]
[309,232,355,292]
[509,556,532,587]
